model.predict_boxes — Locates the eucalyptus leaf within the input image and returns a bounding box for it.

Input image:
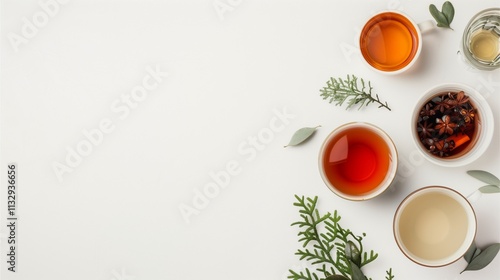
[464,242,477,263]
[472,248,482,260]
[284,126,320,147]
[461,243,500,273]
[350,261,366,280]
[442,1,455,25]
[479,185,500,194]
[429,4,449,28]
[325,275,350,280]
[467,170,500,186]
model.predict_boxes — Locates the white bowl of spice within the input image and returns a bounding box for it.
[411,83,494,167]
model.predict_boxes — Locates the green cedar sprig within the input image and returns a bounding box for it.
[288,195,394,280]
[320,75,391,111]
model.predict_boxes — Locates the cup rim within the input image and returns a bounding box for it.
[359,10,423,75]
[411,83,494,167]
[461,7,500,71]
[393,186,477,267]
[318,122,398,201]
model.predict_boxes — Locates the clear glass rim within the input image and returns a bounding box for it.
[461,8,500,70]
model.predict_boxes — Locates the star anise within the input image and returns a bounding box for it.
[433,96,452,113]
[433,138,455,157]
[420,102,436,118]
[435,115,457,135]
[417,121,435,139]
[459,108,475,124]
[447,91,470,107]
[417,90,476,158]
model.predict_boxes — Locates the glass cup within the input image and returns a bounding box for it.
[460,8,500,71]
[359,11,434,75]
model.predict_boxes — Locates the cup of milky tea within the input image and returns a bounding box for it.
[394,186,477,267]
[359,11,433,74]
[460,8,500,71]
[318,122,398,201]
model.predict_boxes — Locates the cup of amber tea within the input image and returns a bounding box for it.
[394,186,477,267]
[359,11,433,74]
[318,122,398,201]
[411,83,494,167]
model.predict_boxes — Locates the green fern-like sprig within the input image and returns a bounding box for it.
[288,195,394,280]
[385,268,395,280]
[320,75,391,111]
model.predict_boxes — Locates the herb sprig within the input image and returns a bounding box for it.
[320,75,391,111]
[429,1,455,30]
[288,195,394,280]
[462,242,500,273]
[467,170,500,194]
[461,170,500,273]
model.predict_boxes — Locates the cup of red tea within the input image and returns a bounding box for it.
[318,122,398,201]
[359,11,433,74]
[411,83,494,167]
[394,186,477,267]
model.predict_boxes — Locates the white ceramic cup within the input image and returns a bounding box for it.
[318,122,398,201]
[359,10,434,75]
[394,186,477,267]
[411,83,494,167]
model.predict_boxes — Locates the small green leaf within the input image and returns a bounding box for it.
[429,4,449,28]
[467,170,500,186]
[479,185,500,194]
[461,243,500,273]
[442,1,455,26]
[472,247,482,260]
[464,242,477,263]
[345,242,352,259]
[284,126,320,147]
[325,275,350,280]
[345,241,361,267]
[350,261,366,280]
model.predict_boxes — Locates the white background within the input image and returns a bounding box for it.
[1,0,499,280]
